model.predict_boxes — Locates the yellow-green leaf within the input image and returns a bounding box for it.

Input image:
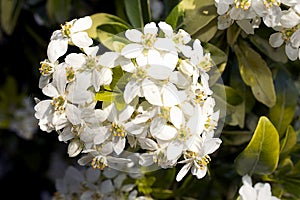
[234,40,276,107]
[235,116,280,176]
[165,0,194,29]
[86,13,130,39]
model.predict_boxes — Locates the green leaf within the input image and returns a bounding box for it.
[165,0,194,29]
[235,116,280,176]
[46,0,71,24]
[227,23,241,46]
[249,34,288,63]
[124,0,151,28]
[1,0,23,35]
[268,68,297,137]
[234,40,276,107]
[183,0,218,35]
[152,188,174,199]
[193,18,218,42]
[280,126,297,158]
[86,13,130,39]
[203,43,228,66]
[96,22,130,51]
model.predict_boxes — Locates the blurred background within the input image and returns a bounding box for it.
[0,0,175,198]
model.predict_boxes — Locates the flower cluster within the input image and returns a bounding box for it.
[34,16,222,182]
[238,174,279,200]
[53,166,151,200]
[215,0,300,60]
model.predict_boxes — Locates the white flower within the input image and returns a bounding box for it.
[121,22,159,58]
[123,49,178,105]
[176,132,222,181]
[34,64,82,132]
[238,174,280,200]
[280,8,300,28]
[47,16,93,62]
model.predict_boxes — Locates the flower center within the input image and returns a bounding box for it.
[65,66,75,82]
[159,107,170,120]
[196,155,211,169]
[60,21,73,38]
[86,57,97,69]
[177,125,191,142]
[141,33,157,48]
[52,95,66,113]
[281,27,297,42]
[234,0,251,10]
[263,0,280,8]
[110,122,126,137]
[39,60,54,76]
[91,156,107,170]
[132,67,147,81]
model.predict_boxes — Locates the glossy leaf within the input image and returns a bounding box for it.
[1,0,23,35]
[124,0,151,28]
[86,13,130,39]
[234,40,276,107]
[183,0,217,35]
[268,68,297,137]
[165,0,194,29]
[96,22,130,51]
[280,126,297,158]
[249,34,288,63]
[46,0,71,24]
[193,18,218,42]
[235,116,280,176]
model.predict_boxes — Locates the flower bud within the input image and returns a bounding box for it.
[67,139,82,157]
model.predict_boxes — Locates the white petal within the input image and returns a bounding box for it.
[72,16,92,32]
[203,137,222,155]
[125,29,143,42]
[65,104,82,125]
[176,162,192,182]
[158,21,173,37]
[162,83,181,107]
[281,9,300,28]
[47,38,68,63]
[170,106,184,129]
[155,125,177,141]
[142,79,162,106]
[144,22,158,35]
[147,65,172,80]
[121,43,143,58]
[139,138,158,151]
[113,137,126,155]
[124,80,140,104]
[167,140,183,160]
[92,69,102,92]
[119,105,135,122]
[42,83,59,97]
[285,43,299,61]
[71,32,93,48]
[291,29,300,47]
[154,38,176,52]
[98,52,120,68]
[65,53,86,69]
[98,68,113,85]
[94,127,110,144]
[34,100,53,119]
[192,165,207,179]
[269,32,284,47]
